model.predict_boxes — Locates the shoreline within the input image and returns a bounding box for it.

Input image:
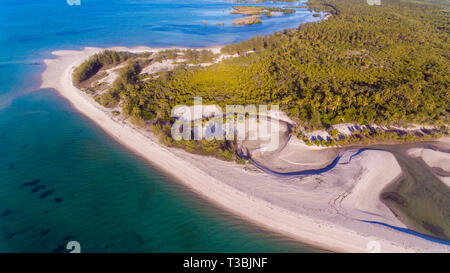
[41,46,450,253]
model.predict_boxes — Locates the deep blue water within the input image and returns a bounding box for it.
[0,0,322,252]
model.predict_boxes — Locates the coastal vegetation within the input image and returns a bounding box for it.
[72,50,133,85]
[181,49,219,64]
[152,49,218,64]
[73,0,449,154]
[95,60,143,109]
[157,1,446,126]
[297,125,448,147]
[152,49,180,62]
[142,0,448,136]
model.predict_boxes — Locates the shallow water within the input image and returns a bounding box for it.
[0,0,324,252]
[376,143,450,240]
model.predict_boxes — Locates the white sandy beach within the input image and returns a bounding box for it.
[41,47,450,253]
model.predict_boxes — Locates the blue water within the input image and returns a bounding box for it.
[0,0,323,252]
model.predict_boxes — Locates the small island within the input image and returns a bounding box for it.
[230,5,297,25]
[232,15,263,25]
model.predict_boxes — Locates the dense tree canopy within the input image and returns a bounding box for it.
[123,0,449,130]
[74,0,449,154]
[73,50,132,84]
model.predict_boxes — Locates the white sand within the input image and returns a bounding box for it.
[98,63,127,85]
[248,137,339,172]
[340,151,403,226]
[140,59,176,75]
[41,47,450,253]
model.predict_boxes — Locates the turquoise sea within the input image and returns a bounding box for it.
[0,0,322,252]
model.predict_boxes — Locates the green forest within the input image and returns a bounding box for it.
[130,0,449,126]
[73,50,133,85]
[74,0,449,156]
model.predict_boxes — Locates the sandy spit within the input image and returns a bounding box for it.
[41,47,450,253]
